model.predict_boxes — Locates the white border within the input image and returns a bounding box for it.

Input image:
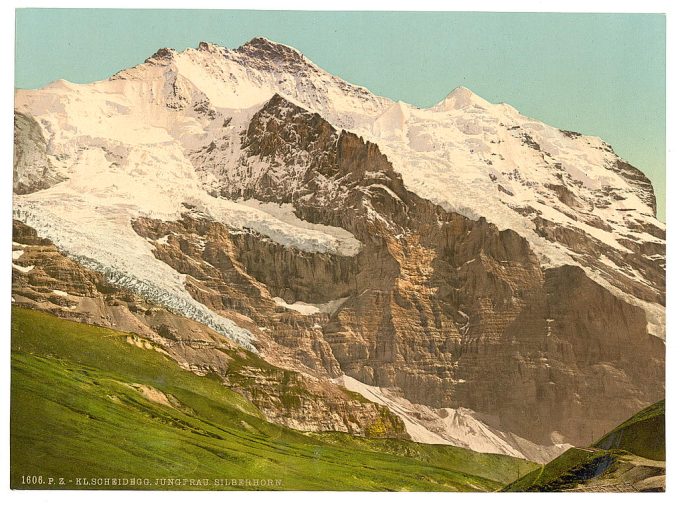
[1,1,677,506]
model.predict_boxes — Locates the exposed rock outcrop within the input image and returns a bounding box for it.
[13,112,64,194]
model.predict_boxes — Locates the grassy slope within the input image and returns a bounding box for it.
[595,399,665,461]
[10,307,537,491]
[504,400,665,492]
[503,447,618,492]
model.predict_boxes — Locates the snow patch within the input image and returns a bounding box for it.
[273,296,348,316]
[339,374,571,463]
[239,200,361,256]
[273,297,320,315]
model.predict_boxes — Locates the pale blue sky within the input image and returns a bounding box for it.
[15,9,666,218]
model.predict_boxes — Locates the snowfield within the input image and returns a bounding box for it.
[339,375,571,463]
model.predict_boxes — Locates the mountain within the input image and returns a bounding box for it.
[504,400,665,491]
[12,38,665,464]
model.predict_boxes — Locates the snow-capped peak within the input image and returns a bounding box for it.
[431,86,492,111]
[196,41,227,54]
[236,36,307,62]
[145,47,178,63]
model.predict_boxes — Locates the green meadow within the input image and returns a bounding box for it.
[504,399,665,492]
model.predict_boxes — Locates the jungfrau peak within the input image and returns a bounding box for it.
[13,38,664,463]
[431,86,493,111]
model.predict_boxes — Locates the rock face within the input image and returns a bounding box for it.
[13,112,64,194]
[12,39,665,460]
[187,95,665,447]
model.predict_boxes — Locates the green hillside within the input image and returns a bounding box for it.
[10,306,537,491]
[595,399,664,461]
[504,400,665,492]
